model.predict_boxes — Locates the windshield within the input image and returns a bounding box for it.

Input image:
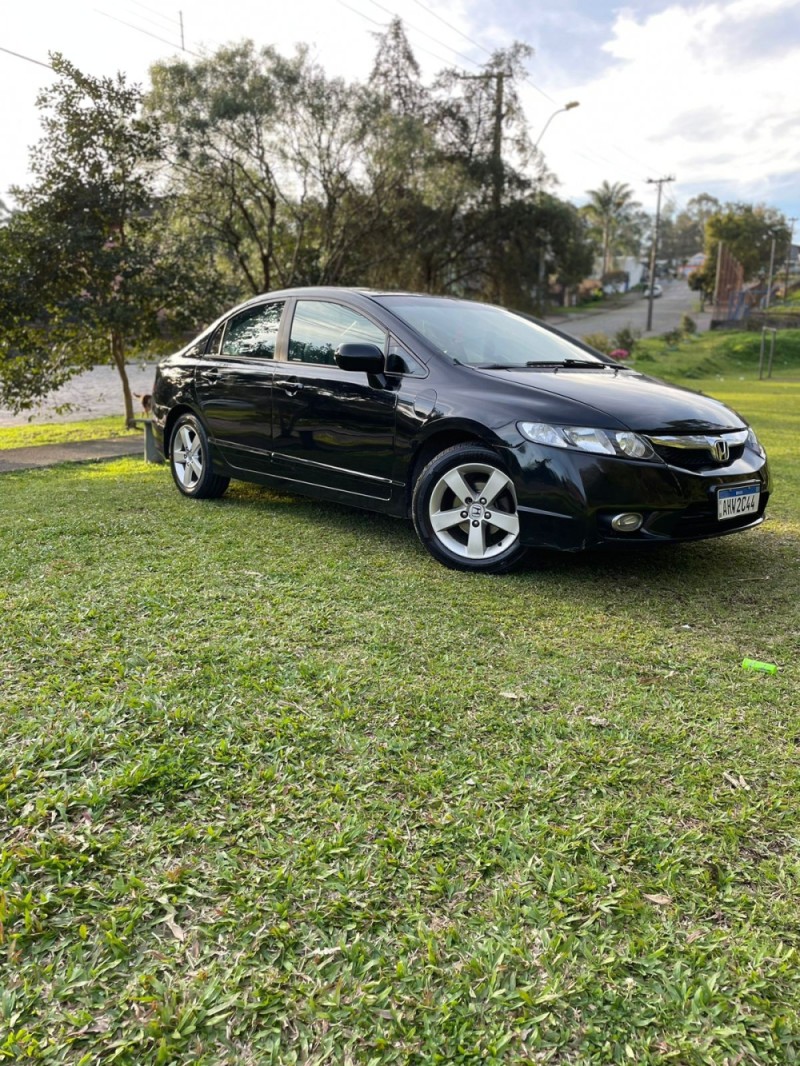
[374,296,606,368]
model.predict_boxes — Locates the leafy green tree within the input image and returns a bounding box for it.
[689,202,790,301]
[581,181,643,276]
[0,54,217,422]
[497,193,593,312]
[148,42,382,294]
[706,203,790,279]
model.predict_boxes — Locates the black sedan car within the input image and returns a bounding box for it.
[152,288,770,573]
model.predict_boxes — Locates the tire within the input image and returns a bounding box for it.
[169,413,230,500]
[412,444,527,573]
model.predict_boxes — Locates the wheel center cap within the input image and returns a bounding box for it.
[468,503,484,520]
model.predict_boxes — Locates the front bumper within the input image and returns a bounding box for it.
[506,442,771,551]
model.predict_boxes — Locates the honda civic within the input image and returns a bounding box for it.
[152,288,770,572]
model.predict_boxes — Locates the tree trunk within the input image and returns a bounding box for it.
[110,329,136,427]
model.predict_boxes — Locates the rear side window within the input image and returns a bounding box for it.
[289,301,387,366]
[221,301,285,359]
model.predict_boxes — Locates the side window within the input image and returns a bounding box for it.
[184,330,213,359]
[221,301,285,359]
[288,301,387,367]
[386,340,426,377]
[206,322,225,357]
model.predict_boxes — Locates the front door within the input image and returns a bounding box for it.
[271,299,397,501]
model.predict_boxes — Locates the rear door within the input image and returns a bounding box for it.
[194,300,285,475]
[271,299,397,501]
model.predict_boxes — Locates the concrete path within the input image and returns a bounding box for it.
[0,437,143,474]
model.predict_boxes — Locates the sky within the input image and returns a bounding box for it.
[1,0,798,229]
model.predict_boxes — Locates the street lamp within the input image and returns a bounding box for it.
[533,102,579,312]
[535,101,579,148]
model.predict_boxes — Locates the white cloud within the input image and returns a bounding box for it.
[2,0,797,220]
[528,0,799,214]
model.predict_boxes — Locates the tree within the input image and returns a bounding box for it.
[689,201,791,300]
[581,181,643,276]
[706,203,790,279]
[148,42,383,295]
[0,54,216,422]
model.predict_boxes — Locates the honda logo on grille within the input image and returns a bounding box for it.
[712,439,730,462]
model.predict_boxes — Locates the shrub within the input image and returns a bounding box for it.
[613,326,640,353]
[582,332,612,354]
[681,314,698,335]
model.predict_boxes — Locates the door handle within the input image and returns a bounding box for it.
[274,379,305,396]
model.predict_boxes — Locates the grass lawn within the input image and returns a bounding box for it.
[1,369,799,1063]
[630,327,800,382]
[0,416,136,452]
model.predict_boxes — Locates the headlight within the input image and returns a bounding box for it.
[745,427,766,458]
[518,421,655,460]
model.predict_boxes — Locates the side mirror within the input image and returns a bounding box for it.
[335,342,385,373]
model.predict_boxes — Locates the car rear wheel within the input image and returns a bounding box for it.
[412,444,526,573]
[170,413,230,500]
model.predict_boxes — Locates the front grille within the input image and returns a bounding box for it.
[646,430,748,471]
[650,442,745,470]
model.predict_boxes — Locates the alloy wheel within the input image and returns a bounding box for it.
[428,462,520,561]
[172,424,204,491]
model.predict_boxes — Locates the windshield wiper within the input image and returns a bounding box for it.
[525,358,608,369]
[473,358,611,370]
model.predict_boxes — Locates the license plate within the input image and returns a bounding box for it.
[717,484,760,521]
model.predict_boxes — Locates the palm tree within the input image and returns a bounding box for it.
[582,180,641,277]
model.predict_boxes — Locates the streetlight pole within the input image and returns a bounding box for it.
[533,102,579,312]
[534,101,580,148]
[645,175,675,332]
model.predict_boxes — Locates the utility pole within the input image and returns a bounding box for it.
[456,70,511,303]
[179,10,185,51]
[765,235,777,311]
[489,71,508,304]
[645,175,675,332]
[712,240,724,312]
[783,217,797,303]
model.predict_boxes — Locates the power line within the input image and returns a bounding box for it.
[0,45,54,71]
[407,0,492,57]
[123,5,184,37]
[94,8,202,57]
[129,0,182,28]
[364,0,481,68]
[334,0,385,28]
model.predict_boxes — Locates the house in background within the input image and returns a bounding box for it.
[596,255,645,293]
[678,252,706,278]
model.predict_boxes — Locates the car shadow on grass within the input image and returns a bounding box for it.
[222,481,783,596]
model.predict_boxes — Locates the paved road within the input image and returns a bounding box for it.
[0,363,158,428]
[547,279,710,342]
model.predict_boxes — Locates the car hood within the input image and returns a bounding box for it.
[484,367,746,433]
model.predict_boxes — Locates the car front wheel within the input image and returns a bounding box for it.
[412,444,526,573]
[169,413,230,500]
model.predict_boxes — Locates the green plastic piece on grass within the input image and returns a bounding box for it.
[742,658,778,674]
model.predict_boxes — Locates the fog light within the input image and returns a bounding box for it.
[611,512,643,532]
